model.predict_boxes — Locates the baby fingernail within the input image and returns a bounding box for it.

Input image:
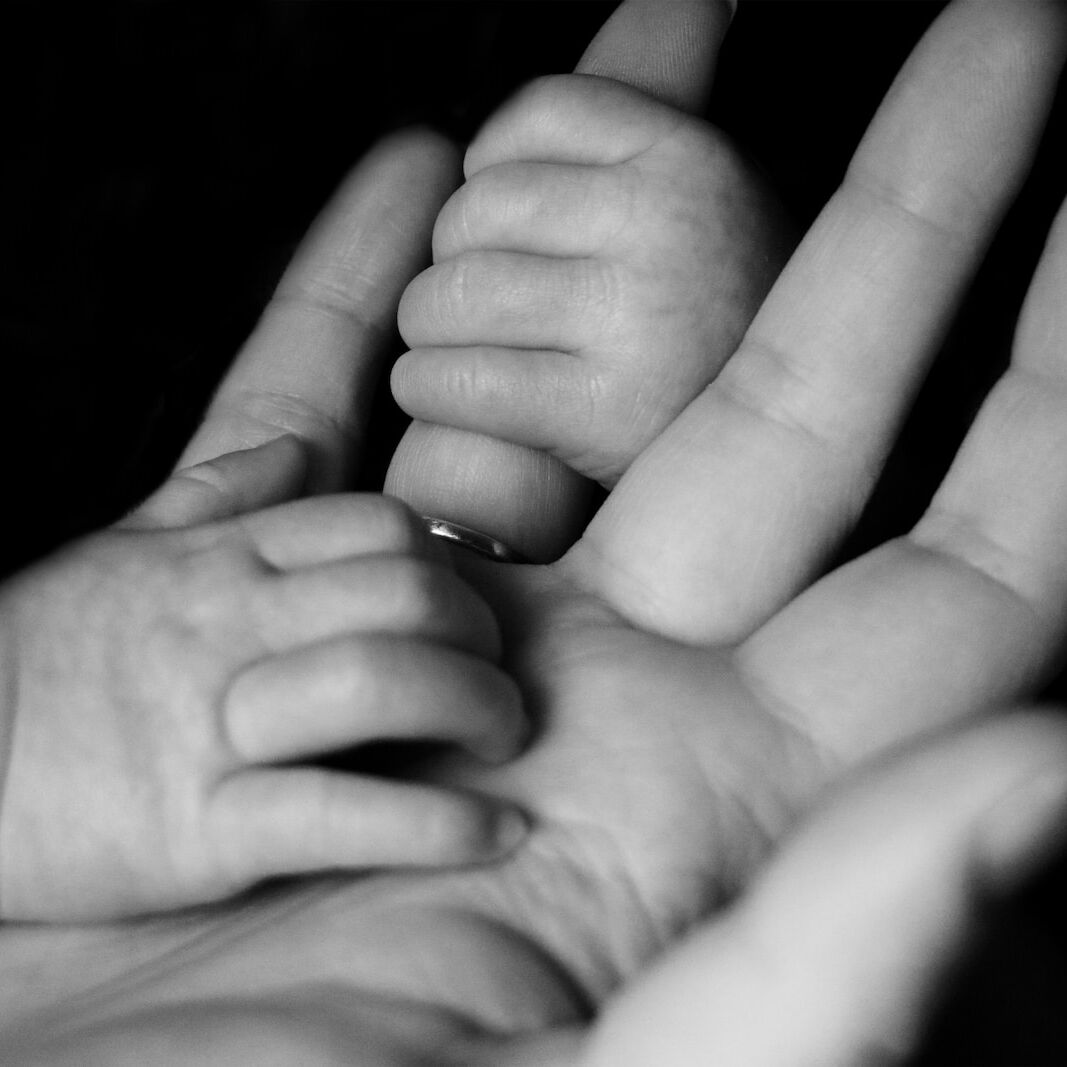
[491,806,531,855]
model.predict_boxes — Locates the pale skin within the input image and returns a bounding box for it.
[4,1,1067,1063]
[0,141,533,922]
[385,0,794,561]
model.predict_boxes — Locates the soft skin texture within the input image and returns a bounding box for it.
[384,0,793,561]
[4,1,1067,1064]
[0,142,532,921]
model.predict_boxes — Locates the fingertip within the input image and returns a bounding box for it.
[489,804,533,858]
[465,675,532,765]
[421,792,533,867]
[575,0,736,115]
[366,124,464,177]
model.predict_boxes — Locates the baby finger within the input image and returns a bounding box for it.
[251,555,504,660]
[223,635,528,765]
[208,768,530,884]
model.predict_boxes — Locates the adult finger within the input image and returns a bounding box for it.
[581,712,1067,1066]
[574,0,733,114]
[178,129,461,492]
[122,435,309,530]
[738,194,1067,763]
[223,636,526,765]
[209,768,529,884]
[568,0,1067,644]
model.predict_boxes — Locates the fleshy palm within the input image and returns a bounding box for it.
[377,0,1067,1017]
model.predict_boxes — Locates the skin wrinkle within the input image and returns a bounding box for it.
[270,286,388,344]
[905,524,1055,632]
[841,166,979,250]
[206,388,361,458]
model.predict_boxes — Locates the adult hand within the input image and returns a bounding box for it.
[13,712,1067,1065]
[389,0,1067,1001]
[2,1,1067,1062]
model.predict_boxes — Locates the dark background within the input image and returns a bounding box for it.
[3,2,1067,1061]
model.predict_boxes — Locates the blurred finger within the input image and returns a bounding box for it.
[223,636,527,765]
[178,129,461,491]
[123,436,308,530]
[210,768,529,883]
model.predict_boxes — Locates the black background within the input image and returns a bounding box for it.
[3,2,1067,1061]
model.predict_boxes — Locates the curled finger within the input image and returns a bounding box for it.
[223,635,528,766]
[209,768,530,885]
[250,554,503,660]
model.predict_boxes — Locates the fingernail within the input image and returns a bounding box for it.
[491,805,531,856]
[976,770,1067,893]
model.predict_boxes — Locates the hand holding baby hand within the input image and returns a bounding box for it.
[386,0,793,559]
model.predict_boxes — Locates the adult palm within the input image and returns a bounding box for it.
[404,0,1067,1010]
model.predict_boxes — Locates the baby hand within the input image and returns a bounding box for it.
[386,0,793,560]
[0,443,528,920]
[393,74,790,487]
